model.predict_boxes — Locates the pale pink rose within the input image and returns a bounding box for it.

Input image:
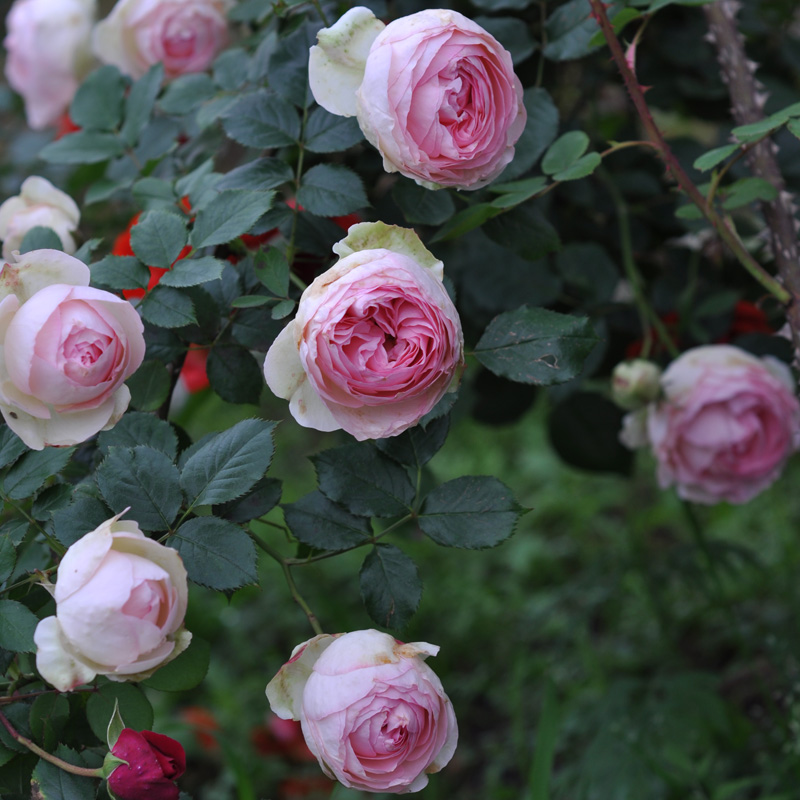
[34,514,190,692]
[266,630,458,794]
[620,345,800,504]
[92,0,232,80]
[3,0,96,129]
[0,176,81,259]
[263,222,463,440]
[309,7,526,190]
[0,249,145,449]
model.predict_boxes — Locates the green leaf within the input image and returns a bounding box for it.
[0,427,28,470]
[130,210,188,269]
[30,695,69,753]
[133,177,176,210]
[418,476,521,548]
[430,203,501,242]
[488,176,549,209]
[180,418,277,507]
[31,755,96,800]
[74,238,103,264]
[470,0,531,9]
[95,446,182,531]
[126,359,171,412]
[2,447,75,500]
[254,248,289,296]
[314,443,415,518]
[0,536,16,585]
[731,117,783,142]
[528,681,561,800]
[284,491,372,551]
[693,143,740,172]
[97,412,178,459]
[271,299,296,320]
[499,88,559,181]
[0,600,38,652]
[558,243,619,306]
[213,47,250,91]
[19,227,62,253]
[721,177,778,209]
[360,545,421,630]
[90,255,150,291]
[216,157,294,191]
[142,637,210,691]
[223,89,300,147]
[475,307,599,385]
[543,0,603,61]
[30,484,73,520]
[375,414,450,469]
[86,683,153,742]
[305,106,364,153]
[268,21,317,108]
[191,189,275,249]
[232,295,271,308]
[168,516,258,590]
[392,180,456,226]
[588,7,640,46]
[214,477,282,523]
[121,63,164,145]
[51,494,112,548]
[788,118,800,140]
[475,15,537,64]
[541,131,590,175]
[552,151,601,181]
[483,205,560,260]
[296,164,368,217]
[206,346,264,405]
[160,256,225,288]
[69,65,126,131]
[159,73,216,114]
[39,131,124,164]
[85,178,132,206]
[139,286,197,328]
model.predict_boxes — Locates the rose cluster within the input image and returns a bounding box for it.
[4,0,232,129]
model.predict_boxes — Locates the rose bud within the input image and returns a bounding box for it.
[309,7,526,190]
[0,176,80,259]
[619,344,800,504]
[3,0,96,130]
[0,249,145,449]
[611,359,662,410]
[266,629,458,794]
[107,729,185,800]
[93,0,232,80]
[263,222,463,440]
[34,514,190,691]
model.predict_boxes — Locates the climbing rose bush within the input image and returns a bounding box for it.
[620,344,800,504]
[267,629,458,794]
[263,222,463,440]
[309,7,526,190]
[34,514,190,692]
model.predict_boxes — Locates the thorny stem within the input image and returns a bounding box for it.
[0,710,102,778]
[0,568,55,597]
[588,0,791,306]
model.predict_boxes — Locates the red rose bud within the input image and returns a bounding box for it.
[108,729,186,800]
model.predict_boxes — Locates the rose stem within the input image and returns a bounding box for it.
[587,0,790,306]
[0,710,102,778]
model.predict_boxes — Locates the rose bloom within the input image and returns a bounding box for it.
[0,249,145,449]
[266,629,458,794]
[620,344,800,504]
[309,7,526,190]
[108,728,186,800]
[3,0,96,129]
[0,176,81,259]
[93,0,232,80]
[34,514,190,692]
[263,222,463,440]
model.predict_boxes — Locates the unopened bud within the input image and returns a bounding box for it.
[612,359,662,410]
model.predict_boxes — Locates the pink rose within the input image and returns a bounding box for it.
[0,249,145,449]
[0,176,81,259]
[309,7,526,190]
[34,514,191,692]
[3,0,96,130]
[620,345,800,504]
[266,630,458,794]
[263,222,463,440]
[92,0,232,80]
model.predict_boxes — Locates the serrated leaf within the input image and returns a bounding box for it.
[180,418,277,507]
[430,203,501,243]
[97,412,178,459]
[142,637,210,691]
[74,238,103,264]
[139,286,197,328]
[130,210,188,269]
[39,131,124,164]
[552,151,601,181]
[30,694,69,753]
[314,444,415,518]
[213,47,249,90]
[721,177,778,209]
[543,0,603,61]
[52,495,112,547]
[375,414,451,469]
[69,65,126,131]
[418,476,521,548]
[133,177,177,210]
[223,89,300,147]
[693,143,739,171]
[0,600,38,652]
[86,684,153,743]
[214,477,282,523]
[296,164,368,217]
[254,248,289,296]
[542,131,590,175]
[0,536,16,585]
[284,491,372,551]
[121,63,164,145]
[305,106,364,153]
[159,256,225,287]
[483,205,560,260]
[500,88,560,182]
[731,117,783,142]
[2,447,74,500]
[359,545,421,630]
[206,346,264,404]
[159,73,216,114]
[126,359,171,412]
[232,295,272,308]
[90,255,151,291]
[392,180,456,226]
[30,484,73,520]
[191,189,275,248]
[85,178,132,206]
[19,227,62,253]
[216,157,294,191]
[96,446,182,531]
[31,754,96,800]
[168,516,257,590]
[475,306,598,384]
[271,299,296,319]
[0,427,28,470]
